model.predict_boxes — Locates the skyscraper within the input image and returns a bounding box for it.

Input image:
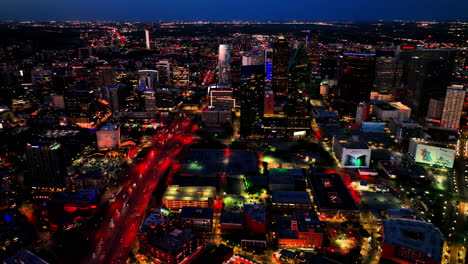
[337,53,376,102]
[138,70,159,90]
[374,50,402,94]
[288,43,312,117]
[240,65,265,138]
[272,36,290,97]
[403,49,456,119]
[145,28,153,50]
[440,85,466,130]
[24,141,67,188]
[218,44,231,86]
[102,84,128,113]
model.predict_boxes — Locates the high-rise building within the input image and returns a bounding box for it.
[272,36,290,96]
[338,53,376,102]
[102,84,128,113]
[96,125,121,150]
[218,44,231,86]
[208,86,235,108]
[426,98,444,120]
[45,94,65,109]
[403,49,456,119]
[440,85,466,130]
[240,65,265,138]
[138,70,159,90]
[24,141,67,188]
[374,50,403,93]
[264,89,275,115]
[144,28,153,50]
[288,43,312,117]
[156,61,171,86]
[64,90,93,112]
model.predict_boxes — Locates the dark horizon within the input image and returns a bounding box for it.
[1,0,468,22]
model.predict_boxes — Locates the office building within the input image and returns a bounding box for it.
[96,125,120,150]
[180,207,214,232]
[403,49,457,119]
[268,168,305,191]
[45,94,65,109]
[288,43,312,117]
[24,141,67,188]
[140,229,202,264]
[240,65,265,137]
[243,204,266,234]
[102,84,127,113]
[277,210,324,249]
[201,106,232,127]
[374,50,402,93]
[218,44,231,86]
[208,86,235,108]
[307,173,360,219]
[382,219,442,264]
[388,118,421,143]
[264,89,274,115]
[138,70,159,90]
[373,102,411,121]
[440,84,466,130]
[272,191,312,211]
[64,90,93,112]
[355,102,371,124]
[426,98,444,120]
[338,53,376,102]
[4,250,49,264]
[162,185,216,210]
[272,36,290,96]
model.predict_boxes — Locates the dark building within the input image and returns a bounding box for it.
[64,90,93,112]
[24,141,67,189]
[272,36,290,97]
[374,49,403,94]
[240,65,265,138]
[337,53,376,103]
[288,43,312,117]
[102,84,128,113]
[402,49,457,119]
[139,228,202,264]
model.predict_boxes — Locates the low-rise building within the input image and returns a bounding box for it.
[180,206,214,232]
[277,210,324,249]
[272,191,312,211]
[243,204,266,234]
[162,185,216,210]
[382,219,442,264]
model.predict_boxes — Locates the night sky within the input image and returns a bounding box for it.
[1,0,468,21]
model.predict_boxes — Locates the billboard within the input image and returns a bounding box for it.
[362,122,385,132]
[414,143,455,168]
[341,148,371,168]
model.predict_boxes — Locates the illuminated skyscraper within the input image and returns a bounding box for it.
[145,28,153,50]
[138,70,159,90]
[218,44,231,86]
[272,36,290,96]
[440,85,466,130]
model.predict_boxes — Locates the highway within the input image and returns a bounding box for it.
[82,114,195,264]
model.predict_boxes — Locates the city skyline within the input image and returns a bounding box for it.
[1,0,468,21]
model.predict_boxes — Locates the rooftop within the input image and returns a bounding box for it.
[272,191,312,204]
[99,125,119,131]
[308,173,359,211]
[383,219,443,261]
[163,185,216,202]
[4,250,49,264]
[180,206,214,220]
[244,204,265,223]
[150,228,196,255]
